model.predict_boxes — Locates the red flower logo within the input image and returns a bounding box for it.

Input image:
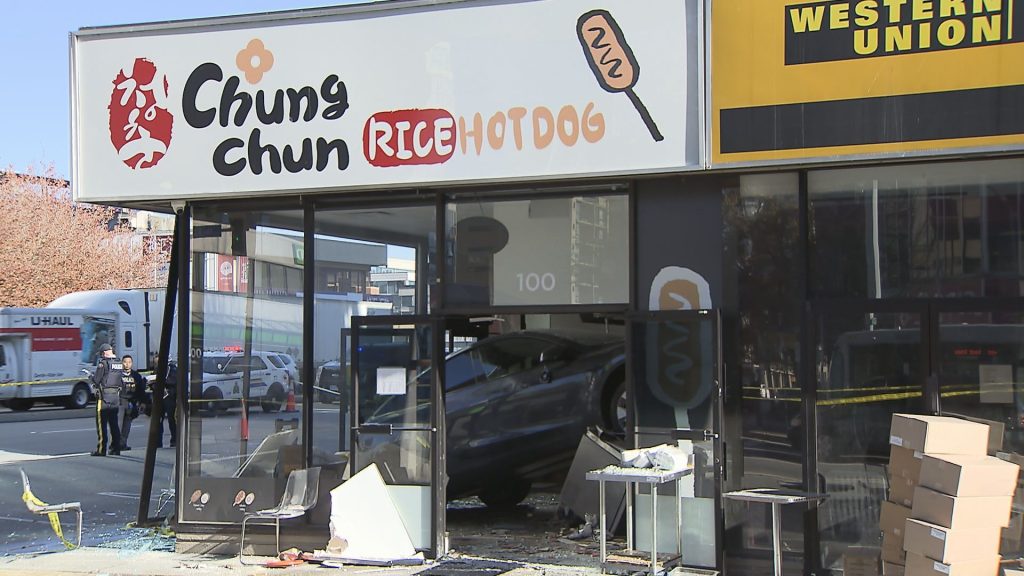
[108,58,173,169]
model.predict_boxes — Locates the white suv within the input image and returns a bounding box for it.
[200,351,289,412]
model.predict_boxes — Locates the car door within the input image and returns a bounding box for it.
[489,337,584,459]
[442,346,497,481]
[466,336,578,477]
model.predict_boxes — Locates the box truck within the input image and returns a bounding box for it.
[0,289,169,410]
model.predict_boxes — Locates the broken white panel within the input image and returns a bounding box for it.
[329,464,416,561]
[376,367,408,396]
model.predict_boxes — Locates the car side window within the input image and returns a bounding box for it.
[0,345,6,367]
[268,355,285,368]
[444,350,488,391]
[202,357,218,373]
[251,357,268,371]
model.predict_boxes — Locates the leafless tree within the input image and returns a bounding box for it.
[0,168,168,307]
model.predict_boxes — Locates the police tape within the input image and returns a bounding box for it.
[743,388,992,406]
[0,371,156,389]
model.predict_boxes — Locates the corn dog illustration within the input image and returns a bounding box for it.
[233,490,246,506]
[190,489,203,505]
[577,10,663,142]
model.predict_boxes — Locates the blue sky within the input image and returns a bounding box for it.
[0,0,362,179]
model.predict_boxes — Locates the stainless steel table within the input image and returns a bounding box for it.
[586,466,693,575]
[722,488,828,576]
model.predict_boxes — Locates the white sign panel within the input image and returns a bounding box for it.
[376,367,408,396]
[72,0,701,203]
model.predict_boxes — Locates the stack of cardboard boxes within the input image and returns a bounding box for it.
[881,414,1021,576]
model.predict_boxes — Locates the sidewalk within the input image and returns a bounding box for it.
[0,546,602,576]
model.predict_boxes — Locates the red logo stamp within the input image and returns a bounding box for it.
[108,58,173,169]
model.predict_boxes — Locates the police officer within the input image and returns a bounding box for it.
[90,343,122,456]
[118,354,146,452]
[156,361,178,448]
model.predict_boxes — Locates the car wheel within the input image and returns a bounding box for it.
[66,383,91,409]
[202,387,224,414]
[8,398,34,412]
[478,478,531,509]
[262,384,284,413]
[606,381,627,435]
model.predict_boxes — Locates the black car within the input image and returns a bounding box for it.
[358,330,626,507]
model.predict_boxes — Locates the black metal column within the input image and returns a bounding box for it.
[136,212,181,525]
[303,200,315,465]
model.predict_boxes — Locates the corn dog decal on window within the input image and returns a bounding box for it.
[577,9,663,142]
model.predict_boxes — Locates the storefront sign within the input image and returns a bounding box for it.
[712,0,1024,166]
[72,0,701,203]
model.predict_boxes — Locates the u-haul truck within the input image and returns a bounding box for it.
[0,289,169,410]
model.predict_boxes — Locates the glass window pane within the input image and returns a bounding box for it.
[312,204,436,469]
[810,159,1024,299]
[446,194,629,307]
[183,207,303,524]
[814,311,923,571]
[721,173,804,569]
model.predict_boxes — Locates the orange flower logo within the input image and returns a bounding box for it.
[236,39,274,84]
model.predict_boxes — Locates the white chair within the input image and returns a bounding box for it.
[238,467,320,564]
[19,468,83,549]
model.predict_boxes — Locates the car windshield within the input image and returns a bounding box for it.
[267,355,285,368]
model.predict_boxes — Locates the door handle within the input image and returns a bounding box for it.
[357,423,435,434]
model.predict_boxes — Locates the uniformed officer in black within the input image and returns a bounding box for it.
[90,343,123,456]
[118,354,146,452]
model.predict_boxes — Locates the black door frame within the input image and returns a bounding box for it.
[349,314,447,558]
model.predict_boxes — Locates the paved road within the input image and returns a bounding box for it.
[0,412,176,555]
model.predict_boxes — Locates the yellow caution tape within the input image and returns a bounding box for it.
[21,489,76,549]
[0,371,155,389]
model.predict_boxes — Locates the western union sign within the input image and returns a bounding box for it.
[712,0,1024,165]
[787,0,1018,62]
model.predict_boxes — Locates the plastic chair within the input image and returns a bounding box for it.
[238,467,320,564]
[19,468,83,549]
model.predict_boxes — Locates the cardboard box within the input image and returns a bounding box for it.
[882,535,906,565]
[902,518,1001,563]
[918,454,1021,497]
[889,474,917,507]
[903,552,999,576]
[954,414,1004,455]
[882,562,905,576]
[890,445,924,481]
[881,501,912,540]
[889,414,988,455]
[844,547,880,576]
[911,486,1012,529]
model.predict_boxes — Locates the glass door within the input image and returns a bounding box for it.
[350,316,445,557]
[627,310,723,571]
[811,301,928,573]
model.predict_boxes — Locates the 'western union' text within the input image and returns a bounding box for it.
[784,0,1021,64]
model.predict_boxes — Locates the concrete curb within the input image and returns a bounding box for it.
[0,548,603,576]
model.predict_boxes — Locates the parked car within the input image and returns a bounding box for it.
[266,352,299,390]
[359,330,626,507]
[200,351,289,412]
[314,360,344,404]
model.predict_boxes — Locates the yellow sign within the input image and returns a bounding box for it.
[712,0,1024,165]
